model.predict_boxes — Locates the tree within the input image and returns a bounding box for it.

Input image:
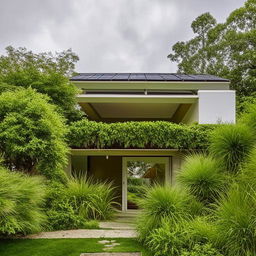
[0,46,85,122]
[0,88,68,181]
[168,13,217,74]
[168,0,256,96]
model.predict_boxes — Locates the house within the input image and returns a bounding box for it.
[68,73,236,211]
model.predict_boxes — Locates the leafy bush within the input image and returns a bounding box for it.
[0,166,46,235]
[187,217,218,246]
[178,154,226,204]
[215,186,256,256]
[147,219,188,256]
[137,185,197,241]
[181,243,224,256]
[45,175,116,230]
[67,120,215,150]
[209,124,254,173]
[0,46,84,122]
[240,103,256,131]
[0,88,68,181]
[46,201,98,230]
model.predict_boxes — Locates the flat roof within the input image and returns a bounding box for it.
[71,73,229,82]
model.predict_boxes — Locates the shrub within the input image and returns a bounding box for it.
[137,185,196,241]
[240,103,256,131]
[215,186,256,256]
[46,201,98,230]
[178,154,226,204]
[187,217,218,246]
[67,120,215,150]
[0,88,68,180]
[147,219,188,256]
[66,175,117,220]
[0,166,46,235]
[209,124,254,173]
[181,243,224,256]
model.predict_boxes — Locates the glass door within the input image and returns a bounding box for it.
[122,157,170,211]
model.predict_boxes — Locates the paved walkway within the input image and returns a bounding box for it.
[25,229,137,239]
[25,210,140,239]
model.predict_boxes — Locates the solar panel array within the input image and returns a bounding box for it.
[70,73,229,82]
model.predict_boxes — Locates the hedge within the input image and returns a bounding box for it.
[67,120,216,150]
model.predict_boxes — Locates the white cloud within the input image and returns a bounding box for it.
[0,0,246,72]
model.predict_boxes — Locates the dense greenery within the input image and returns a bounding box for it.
[168,0,256,97]
[177,154,226,204]
[68,120,215,149]
[0,88,67,180]
[209,124,254,173]
[137,103,256,256]
[0,165,46,236]
[0,46,84,122]
[45,175,116,231]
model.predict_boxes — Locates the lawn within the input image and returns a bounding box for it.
[0,238,148,256]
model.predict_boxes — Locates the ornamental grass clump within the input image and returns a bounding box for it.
[214,186,256,256]
[209,124,254,173]
[0,166,46,235]
[178,154,227,204]
[66,174,117,220]
[137,185,198,241]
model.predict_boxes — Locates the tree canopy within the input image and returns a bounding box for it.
[0,88,67,181]
[0,46,84,122]
[168,0,256,96]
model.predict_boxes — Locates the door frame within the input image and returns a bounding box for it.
[122,156,170,211]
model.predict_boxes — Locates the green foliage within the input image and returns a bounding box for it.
[0,88,68,180]
[68,120,214,150]
[187,217,218,246]
[215,185,256,256]
[240,103,256,132]
[178,154,226,203]
[147,219,188,256]
[0,166,46,235]
[168,12,216,74]
[45,176,116,230]
[66,175,117,220]
[168,0,256,96]
[0,46,84,122]
[181,243,224,256]
[137,185,197,241]
[209,124,254,173]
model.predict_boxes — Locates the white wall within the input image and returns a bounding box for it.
[198,90,236,124]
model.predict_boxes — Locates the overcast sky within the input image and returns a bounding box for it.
[0,0,246,73]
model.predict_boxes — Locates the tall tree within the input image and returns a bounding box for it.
[0,46,85,122]
[168,12,217,74]
[168,0,256,96]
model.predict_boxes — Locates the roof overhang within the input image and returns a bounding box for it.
[76,94,198,104]
[73,81,230,91]
[70,148,181,156]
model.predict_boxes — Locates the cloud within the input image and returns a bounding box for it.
[0,0,246,72]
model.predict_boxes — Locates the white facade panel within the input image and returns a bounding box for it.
[198,90,236,124]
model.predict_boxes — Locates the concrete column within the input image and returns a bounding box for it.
[171,155,183,185]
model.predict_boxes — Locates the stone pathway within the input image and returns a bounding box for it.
[25,210,140,239]
[25,229,137,239]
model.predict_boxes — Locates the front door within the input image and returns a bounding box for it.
[122,157,170,211]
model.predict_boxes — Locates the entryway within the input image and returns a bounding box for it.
[122,157,170,211]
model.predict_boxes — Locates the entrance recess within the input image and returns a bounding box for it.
[122,157,170,211]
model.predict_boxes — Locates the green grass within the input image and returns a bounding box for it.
[0,238,148,256]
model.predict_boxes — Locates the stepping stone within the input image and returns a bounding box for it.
[81,253,141,256]
[98,240,111,244]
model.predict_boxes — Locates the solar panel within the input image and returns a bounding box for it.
[129,73,146,81]
[70,73,229,82]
